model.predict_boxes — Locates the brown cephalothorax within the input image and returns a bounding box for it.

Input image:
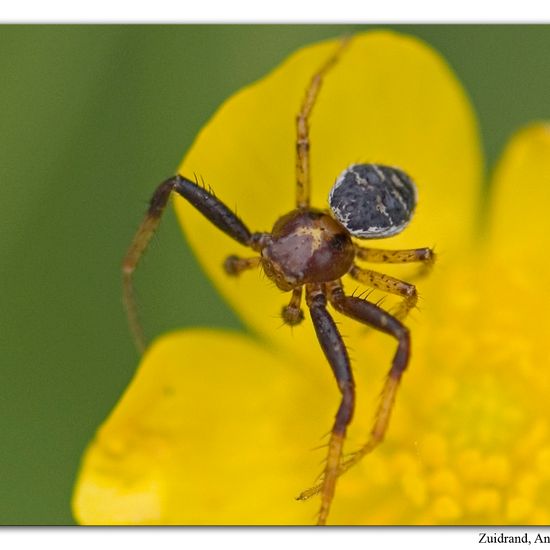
[122,36,435,525]
[260,209,355,292]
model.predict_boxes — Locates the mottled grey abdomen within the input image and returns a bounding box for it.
[328,164,417,239]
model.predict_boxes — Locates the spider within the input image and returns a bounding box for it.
[122,36,435,526]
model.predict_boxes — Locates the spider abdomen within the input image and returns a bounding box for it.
[329,163,417,239]
[261,209,354,291]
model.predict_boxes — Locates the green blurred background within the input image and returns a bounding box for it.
[1,25,550,525]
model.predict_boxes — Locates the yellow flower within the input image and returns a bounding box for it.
[72,31,550,525]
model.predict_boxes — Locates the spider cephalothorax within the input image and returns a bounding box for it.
[123,36,435,525]
[260,209,355,292]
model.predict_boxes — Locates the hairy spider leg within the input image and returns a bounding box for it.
[351,246,436,319]
[295,37,352,209]
[122,175,260,352]
[306,283,355,526]
[298,280,410,503]
[348,265,418,322]
[355,244,436,275]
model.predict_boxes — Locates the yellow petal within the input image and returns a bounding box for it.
[175,31,482,361]
[487,122,550,269]
[72,329,338,525]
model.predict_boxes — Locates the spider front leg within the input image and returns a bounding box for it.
[123,174,261,352]
[295,37,351,208]
[306,284,355,525]
[298,281,409,502]
[331,283,410,471]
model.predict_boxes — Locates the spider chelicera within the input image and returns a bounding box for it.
[122,37,435,525]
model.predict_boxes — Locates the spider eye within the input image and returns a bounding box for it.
[328,163,417,239]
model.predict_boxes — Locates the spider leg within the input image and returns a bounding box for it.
[348,264,417,322]
[282,286,304,326]
[295,37,351,209]
[123,175,262,352]
[354,244,436,279]
[298,280,409,502]
[306,283,355,525]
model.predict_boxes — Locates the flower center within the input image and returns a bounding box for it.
[337,253,550,525]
